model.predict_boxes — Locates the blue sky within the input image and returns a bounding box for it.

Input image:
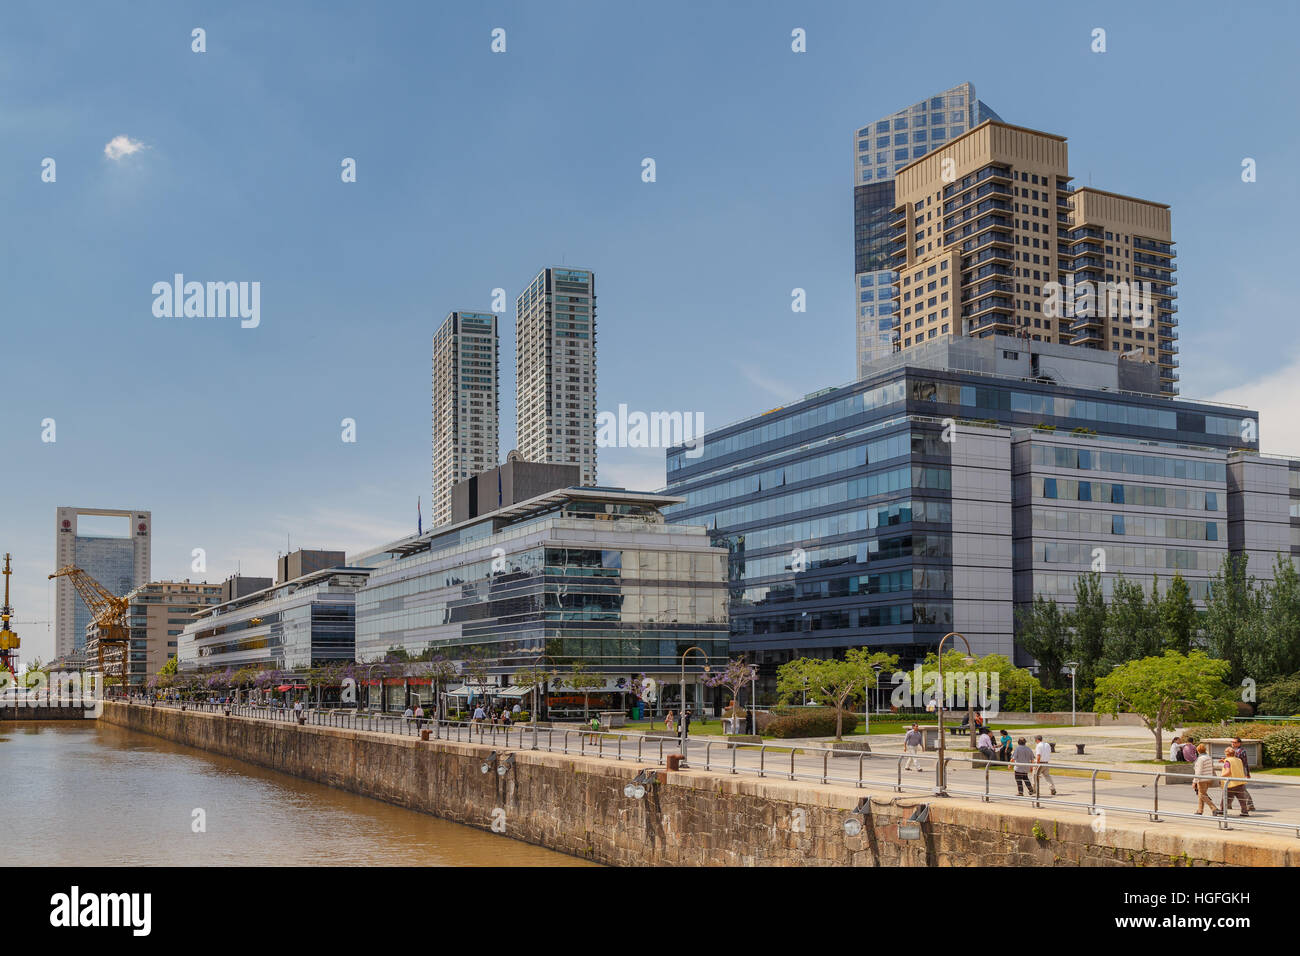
[3,0,1299,661]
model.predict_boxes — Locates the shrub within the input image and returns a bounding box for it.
[1258,677,1300,717]
[764,707,859,739]
[1262,729,1300,768]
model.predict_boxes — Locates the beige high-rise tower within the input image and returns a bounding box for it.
[888,121,1178,394]
[515,267,597,486]
[431,311,499,528]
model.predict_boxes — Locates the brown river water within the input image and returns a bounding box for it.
[1,720,592,866]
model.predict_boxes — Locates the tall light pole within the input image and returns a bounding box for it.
[935,631,976,794]
[530,646,553,749]
[749,662,758,736]
[1064,661,1080,727]
[679,646,709,750]
[365,662,382,713]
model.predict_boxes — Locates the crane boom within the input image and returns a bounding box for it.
[48,566,131,690]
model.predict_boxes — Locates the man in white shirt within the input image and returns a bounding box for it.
[1032,735,1057,796]
[976,729,996,763]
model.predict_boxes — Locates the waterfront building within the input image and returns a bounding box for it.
[276,548,346,584]
[888,121,1179,394]
[663,339,1264,687]
[516,267,598,487]
[87,580,222,688]
[347,483,727,713]
[856,82,1003,374]
[177,567,369,672]
[54,507,151,658]
[432,310,500,527]
[220,574,272,604]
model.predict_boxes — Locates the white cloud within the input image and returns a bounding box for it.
[103,134,147,161]
[1210,353,1300,457]
[599,449,667,493]
[733,360,802,402]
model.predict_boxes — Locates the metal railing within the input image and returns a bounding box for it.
[131,700,1300,838]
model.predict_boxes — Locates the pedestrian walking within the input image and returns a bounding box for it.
[680,708,692,741]
[1220,748,1254,816]
[903,723,924,772]
[1011,737,1036,795]
[413,703,425,730]
[1231,738,1253,777]
[665,709,676,734]
[1192,744,1222,815]
[1032,735,1057,796]
[472,703,486,724]
[293,699,304,722]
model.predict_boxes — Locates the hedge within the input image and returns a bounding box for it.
[1181,721,1300,767]
[764,707,859,739]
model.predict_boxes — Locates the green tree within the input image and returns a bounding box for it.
[1094,651,1235,759]
[513,663,556,721]
[1203,553,1259,684]
[776,648,897,740]
[1154,572,1198,655]
[1015,595,1069,689]
[1242,554,1300,683]
[901,650,1042,716]
[1102,574,1157,666]
[157,656,179,677]
[1068,571,1108,682]
[555,660,605,722]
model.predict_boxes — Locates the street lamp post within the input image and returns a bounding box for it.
[749,663,758,736]
[679,646,709,753]
[529,647,552,751]
[365,662,382,713]
[1064,661,1080,727]
[935,631,976,794]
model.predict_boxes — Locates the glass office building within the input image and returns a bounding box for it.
[664,340,1262,688]
[347,487,728,705]
[855,83,1003,374]
[178,568,368,672]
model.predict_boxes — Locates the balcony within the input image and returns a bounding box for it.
[963,295,1015,320]
[1133,237,1175,256]
[961,230,1015,254]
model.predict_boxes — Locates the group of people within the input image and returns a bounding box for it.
[1170,735,1256,817]
[901,723,1059,796]
[663,709,693,738]
[469,702,522,725]
[396,701,523,728]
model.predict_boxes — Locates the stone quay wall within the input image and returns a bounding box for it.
[99,702,1293,867]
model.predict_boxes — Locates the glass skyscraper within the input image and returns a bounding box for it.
[855,83,1003,374]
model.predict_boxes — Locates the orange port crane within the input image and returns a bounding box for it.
[1,553,19,682]
[48,566,130,690]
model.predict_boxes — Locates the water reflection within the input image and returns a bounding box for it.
[1,721,592,867]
